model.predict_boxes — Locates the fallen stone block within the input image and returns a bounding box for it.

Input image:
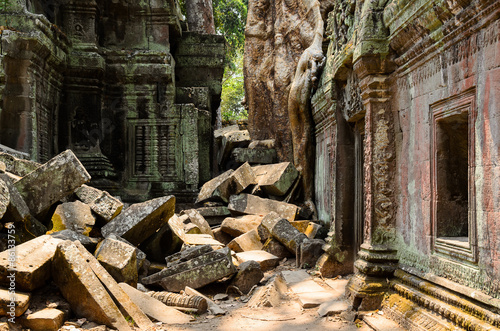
[196,169,234,203]
[0,152,39,177]
[297,239,325,269]
[75,184,123,222]
[227,229,263,252]
[50,230,99,252]
[95,237,138,287]
[280,270,340,308]
[246,275,287,308]
[304,222,322,239]
[165,245,213,267]
[213,227,233,245]
[235,250,280,271]
[262,238,294,259]
[261,212,307,254]
[19,308,65,331]
[252,162,299,196]
[318,299,351,317]
[140,222,183,263]
[146,291,208,313]
[218,129,251,164]
[0,162,5,172]
[184,223,201,234]
[315,252,353,277]
[101,195,175,246]
[51,241,132,330]
[214,124,239,143]
[231,260,263,294]
[184,286,226,315]
[196,205,231,226]
[0,288,30,317]
[0,235,62,291]
[50,201,96,236]
[221,214,264,237]
[0,174,47,239]
[14,150,91,217]
[228,194,299,221]
[168,214,224,248]
[119,283,193,324]
[142,247,236,292]
[182,209,214,237]
[106,234,148,275]
[231,148,277,164]
[248,139,275,149]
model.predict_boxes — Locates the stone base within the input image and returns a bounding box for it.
[315,253,353,277]
[346,273,389,311]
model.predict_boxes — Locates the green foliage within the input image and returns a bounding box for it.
[0,0,10,12]
[221,52,247,121]
[213,0,247,69]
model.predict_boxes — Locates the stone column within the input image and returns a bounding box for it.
[185,0,216,34]
[345,56,398,311]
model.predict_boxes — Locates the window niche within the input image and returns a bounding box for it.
[430,89,477,263]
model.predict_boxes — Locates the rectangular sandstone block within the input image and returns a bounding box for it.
[0,152,40,177]
[228,194,299,221]
[0,288,30,317]
[235,250,280,271]
[196,169,234,203]
[14,150,91,216]
[218,130,251,164]
[211,162,256,202]
[75,184,123,222]
[51,241,131,330]
[227,229,263,252]
[252,162,298,196]
[182,209,214,237]
[168,214,224,248]
[221,214,264,237]
[261,212,307,254]
[231,148,277,164]
[19,308,65,331]
[101,195,175,246]
[0,235,62,291]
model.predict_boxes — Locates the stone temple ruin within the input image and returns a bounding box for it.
[0,0,499,330]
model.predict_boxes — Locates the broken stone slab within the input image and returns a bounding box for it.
[106,234,148,275]
[252,162,299,196]
[0,235,62,291]
[14,150,91,217]
[218,129,251,164]
[231,148,277,164]
[184,286,226,315]
[142,247,236,292]
[168,214,224,248]
[196,169,234,203]
[262,238,294,259]
[214,124,240,143]
[164,244,213,267]
[140,222,183,263]
[318,299,351,317]
[50,201,96,236]
[146,291,208,313]
[227,229,263,252]
[297,239,325,269]
[51,241,132,330]
[19,308,65,331]
[0,178,8,219]
[119,283,193,324]
[280,270,340,308]
[231,260,263,294]
[0,152,40,177]
[235,250,280,271]
[50,230,99,252]
[221,214,264,237]
[0,288,30,317]
[228,194,299,221]
[75,184,123,222]
[196,205,231,226]
[94,237,138,287]
[213,227,233,245]
[0,173,47,239]
[261,212,308,254]
[246,275,287,308]
[101,195,175,246]
[182,209,214,237]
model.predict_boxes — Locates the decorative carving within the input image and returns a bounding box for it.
[326,0,355,53]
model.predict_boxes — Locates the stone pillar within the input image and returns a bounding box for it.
[185,0,216,34]
[345,56,398,311]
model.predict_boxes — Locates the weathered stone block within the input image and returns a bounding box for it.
[140,222,183,263]
[0,288,30,317]
[227,229,263,252]
[14,150,91,216]
[142,247,236,291]
[101,195,175,246]
[262,238,294,259]
[51,241,131,330]
[213,227,233,245]
[184,286,226,315]
[0,235,62,291]
[50,230,99,252]
[221,214,264,237]
[0,178,9,219]
[235,250,280,271]
[119,283,193,324]
[19,308,65,331]
[231,260,263,294]
[0,152,39,177]
[50,201,96,236]
[261,212,308,254]
[218,130,251,164]
[196,205,231,225]
[0,162,5,172]
[168,214,224,248]
[95,237,138,287]
[165,245,213,266]
[253,162,299,196]
[214,124,239,143]
[297,239,325,269]
[182,209,214,237]
[228,194,299,221]
[248,139,275,149]
[75,184,123,222]
[197,169,234,203]
[231,148,277,164]
[304,222,322,239]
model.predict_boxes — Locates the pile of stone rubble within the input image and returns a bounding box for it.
[0,125,326,330]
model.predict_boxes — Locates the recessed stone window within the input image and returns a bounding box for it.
[430,89,477,263]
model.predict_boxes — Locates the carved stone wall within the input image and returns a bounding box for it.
[0,0,224,202]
